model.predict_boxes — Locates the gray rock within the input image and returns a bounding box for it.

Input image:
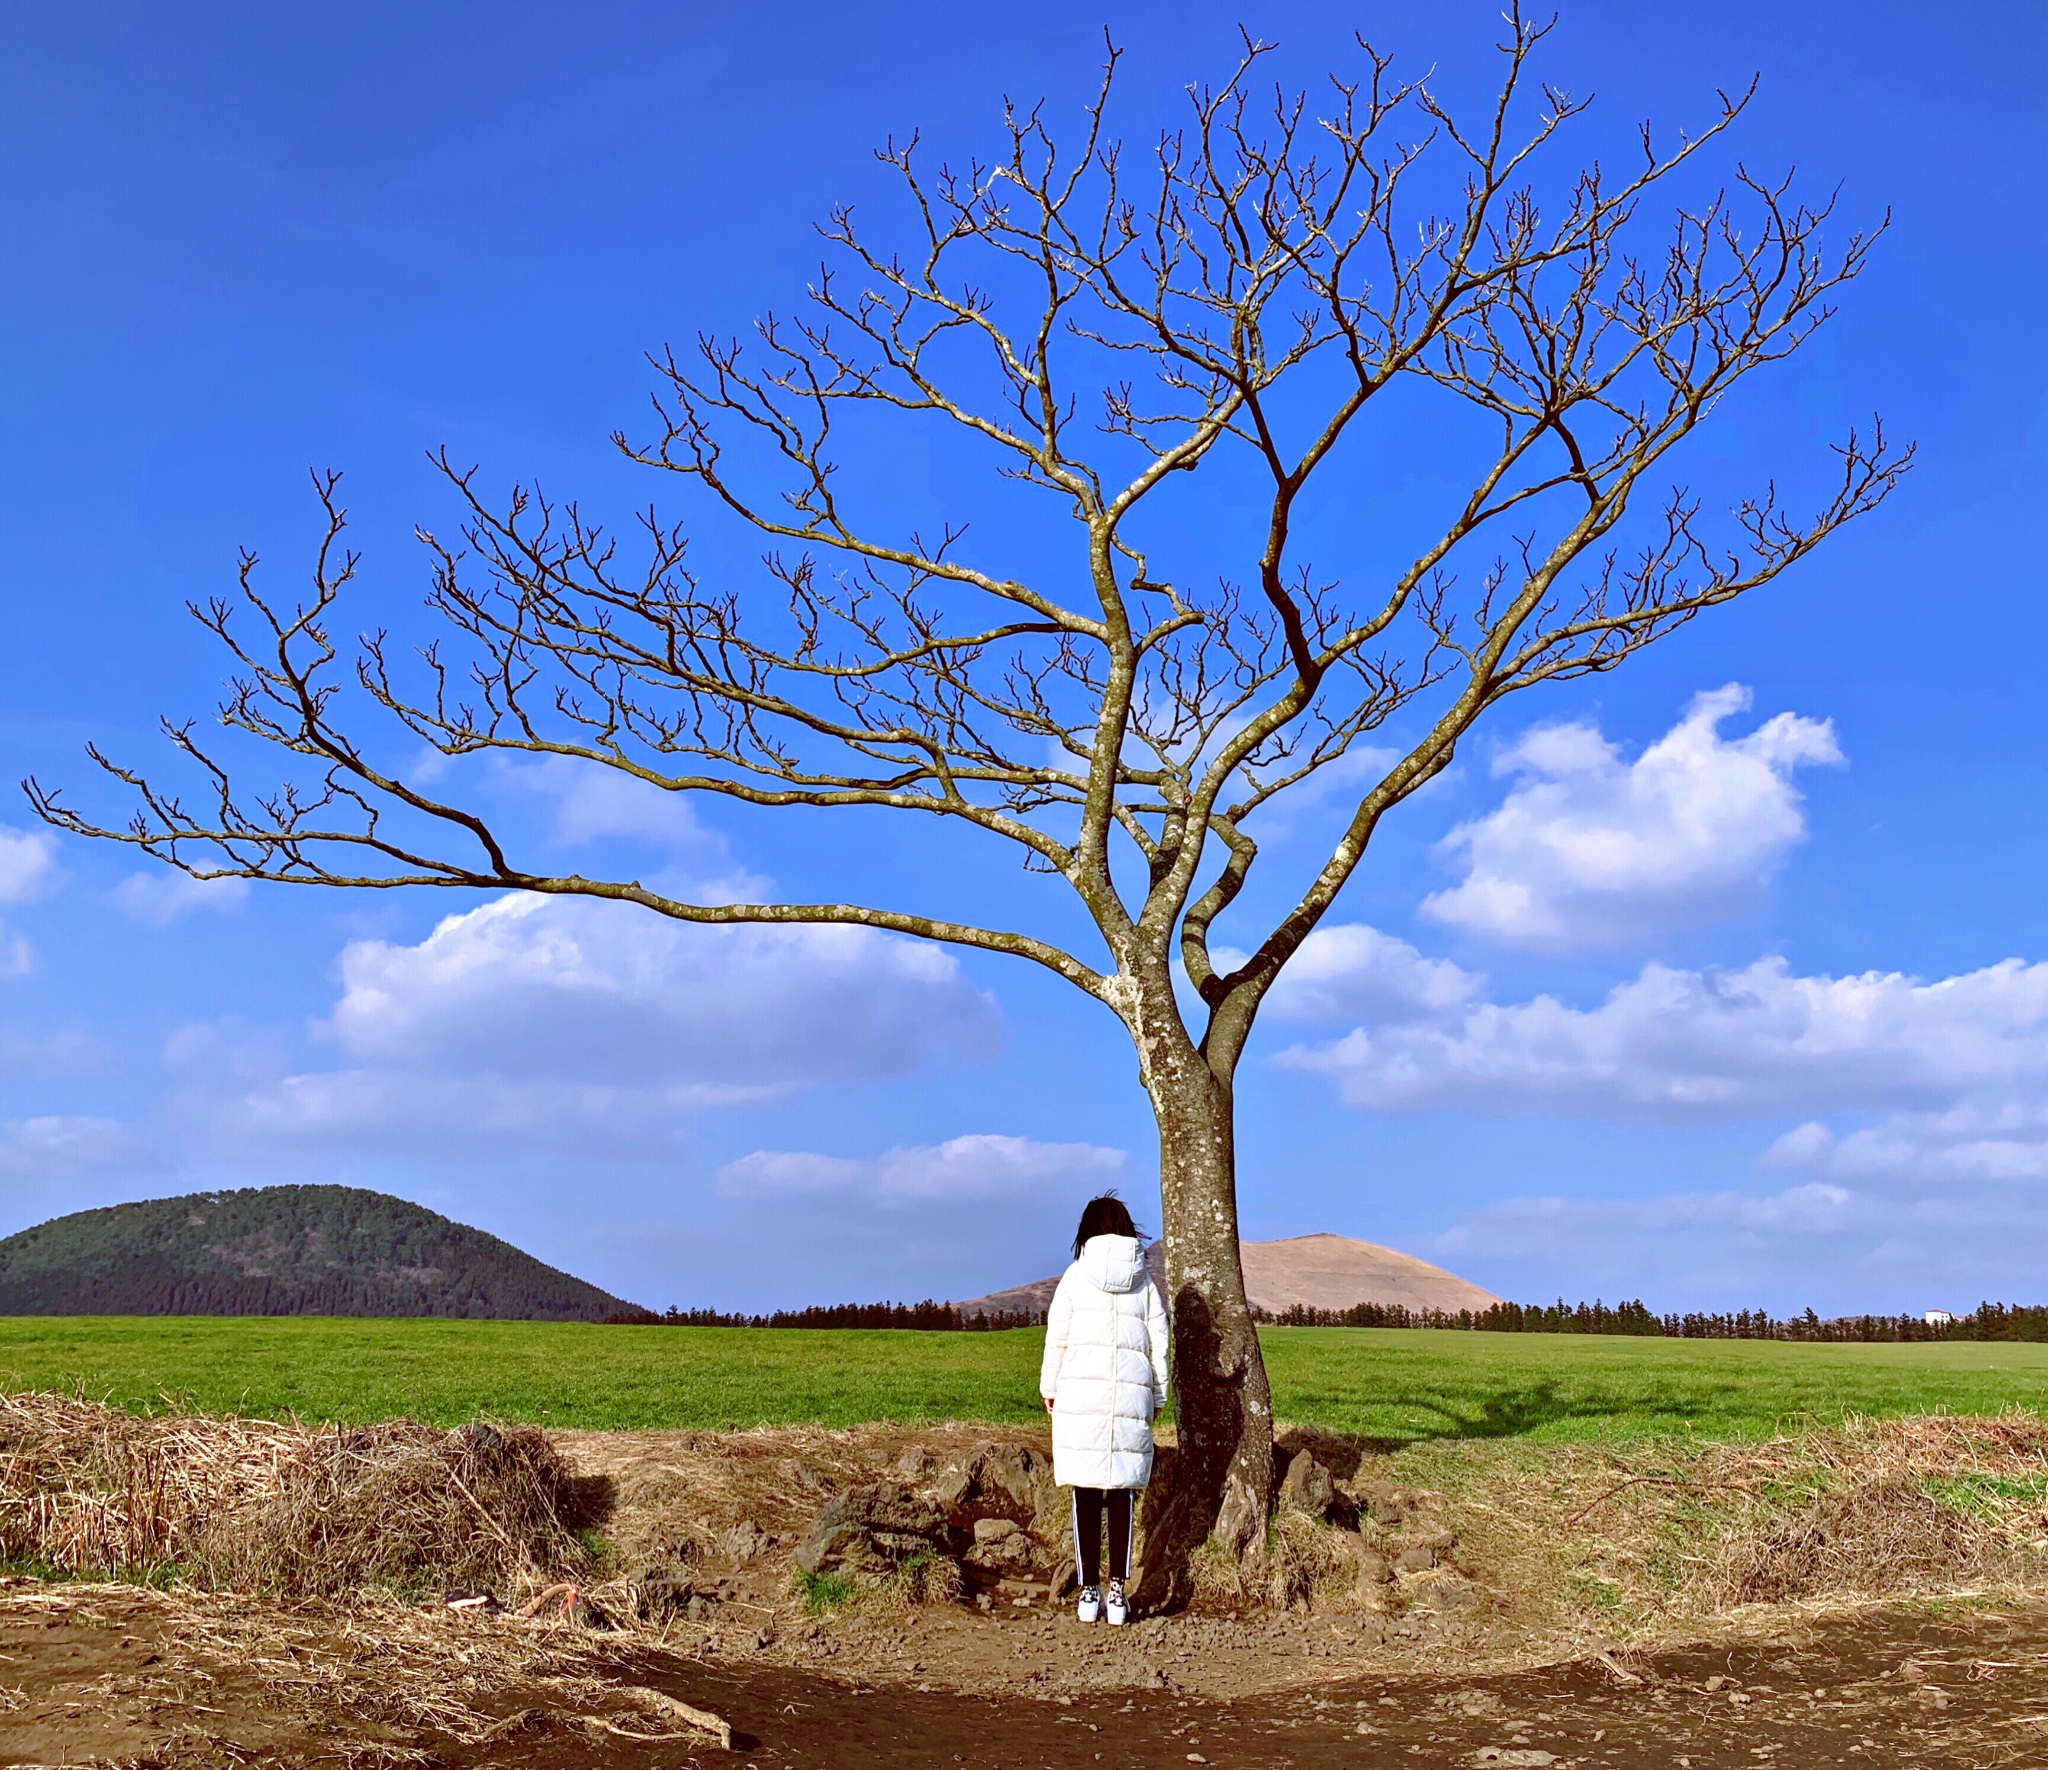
[931,1459,979,1508]
[1360,1480,1407,1526]
[795,1482,959,1576]
[1279,1451,1339,1520]
[978,1444,1050,1512]
[633,1556,698,1623]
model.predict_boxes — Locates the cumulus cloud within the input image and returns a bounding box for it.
[1425,1175,2048,1313]
[0,1114,162,1181]
[506,756,715,850]
[1277,941,2048,1122]
[0,826,61,976]
[1440,1180,1858,1260]
[1421,686,1841,948]
[1265,919,2048,1208]
[1249,925,1485,1024]
[0,828,58,905]
[716,1134,1125,1204]
[1767,1101,2048,1186]
[191,893,1002,1157]
[111,870,252,926]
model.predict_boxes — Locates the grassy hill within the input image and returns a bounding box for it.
[0,1186,635,1321]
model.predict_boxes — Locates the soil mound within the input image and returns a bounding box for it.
[956,1231,1499,1317]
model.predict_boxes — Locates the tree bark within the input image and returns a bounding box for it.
[1130,1014,1274,1608]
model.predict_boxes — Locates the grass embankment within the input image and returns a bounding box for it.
[6,1315,2048,1441]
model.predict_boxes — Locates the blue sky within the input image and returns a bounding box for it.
[1,1,2044,1315]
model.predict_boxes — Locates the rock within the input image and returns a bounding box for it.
[795,1482,960,1577]
[1360,1480,1407,1526]
[1421,1574,1483,1613]
[1278,1451,1339,1520]
[633,1557,697,1622]
[931,1460,979,1508]
[1354,1549,1392,1586]
[973,1517,1021,1543]
[1394,1545,1437,1574]
[724,1519,770,1562]
[978,1445,1049,1513]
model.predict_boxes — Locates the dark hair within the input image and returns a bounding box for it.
[1072,1193,1143,1259]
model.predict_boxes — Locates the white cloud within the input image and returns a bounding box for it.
[1278,943,2048,1122]
[1271,925,2048,1203]
[508,756,714,849]
[1768,1100,2048,1186]
[716,1133,1125,1205]
[111,870,252,926]
[1425,1176,2048,1314]
[0,1114,161,1181]
[0,828,61,974]
[0,827,58,905]
[1440,1180,1858,1261]
[1250,925,1486,1024]
[716,1150,868,1196]
[191,893,1001,1157]
[1421,685,1841,948]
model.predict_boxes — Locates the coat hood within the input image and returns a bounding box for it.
[1076,1233,1149,1293]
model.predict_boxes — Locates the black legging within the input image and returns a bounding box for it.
[1071,1487,1133,1587]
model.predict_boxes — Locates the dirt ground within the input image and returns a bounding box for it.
[3,1582,2048,1768]
[13,1413,2048,1766]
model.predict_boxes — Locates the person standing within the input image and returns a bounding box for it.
[1039,1193,1171,1625]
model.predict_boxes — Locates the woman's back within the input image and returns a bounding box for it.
[1040,1233,1170,1491]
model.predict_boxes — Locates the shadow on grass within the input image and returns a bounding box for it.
[1322,1377,1757,1453]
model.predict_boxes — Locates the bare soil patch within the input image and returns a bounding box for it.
[3,1581,2047,1767]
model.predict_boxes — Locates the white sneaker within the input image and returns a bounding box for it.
[1105,1578,1129,1626]
[1076,1584,1102,1623]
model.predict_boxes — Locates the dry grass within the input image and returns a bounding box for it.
[1391,1409,2048,1649]
[0,1578,726,1751]
[0,1391,584,1599]
[11,1389,2048,1695]
[555,1418,1059,1573]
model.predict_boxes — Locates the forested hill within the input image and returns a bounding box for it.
[0,1186,636,1320]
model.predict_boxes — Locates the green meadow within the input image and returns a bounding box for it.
[6,1315,2048,1444]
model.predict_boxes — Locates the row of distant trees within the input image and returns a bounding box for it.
[609,1298,2048,1343]
[603,1301,1042,1331]
[1259,1300,2048,1340]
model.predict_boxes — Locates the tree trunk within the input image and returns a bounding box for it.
[1132,1043,1274,1608]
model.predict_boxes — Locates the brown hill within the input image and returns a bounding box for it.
[955,1232,1499,1318]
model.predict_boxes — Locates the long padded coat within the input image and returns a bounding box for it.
[1038,1234,1171,1491]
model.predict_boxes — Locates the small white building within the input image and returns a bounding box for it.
[1925,1309,1955,1327]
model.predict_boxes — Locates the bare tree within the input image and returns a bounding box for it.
[30,11,1905,1595]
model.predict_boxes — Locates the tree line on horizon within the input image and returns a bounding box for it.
[608,1297,2048,1343]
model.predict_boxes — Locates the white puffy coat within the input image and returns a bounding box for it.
[1038,1235,1171,1491]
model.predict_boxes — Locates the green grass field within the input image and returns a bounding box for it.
[6,1316,2048,1444]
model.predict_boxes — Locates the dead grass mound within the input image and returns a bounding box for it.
[0,1390,583,1598]
[1706,1413,2048,1608]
